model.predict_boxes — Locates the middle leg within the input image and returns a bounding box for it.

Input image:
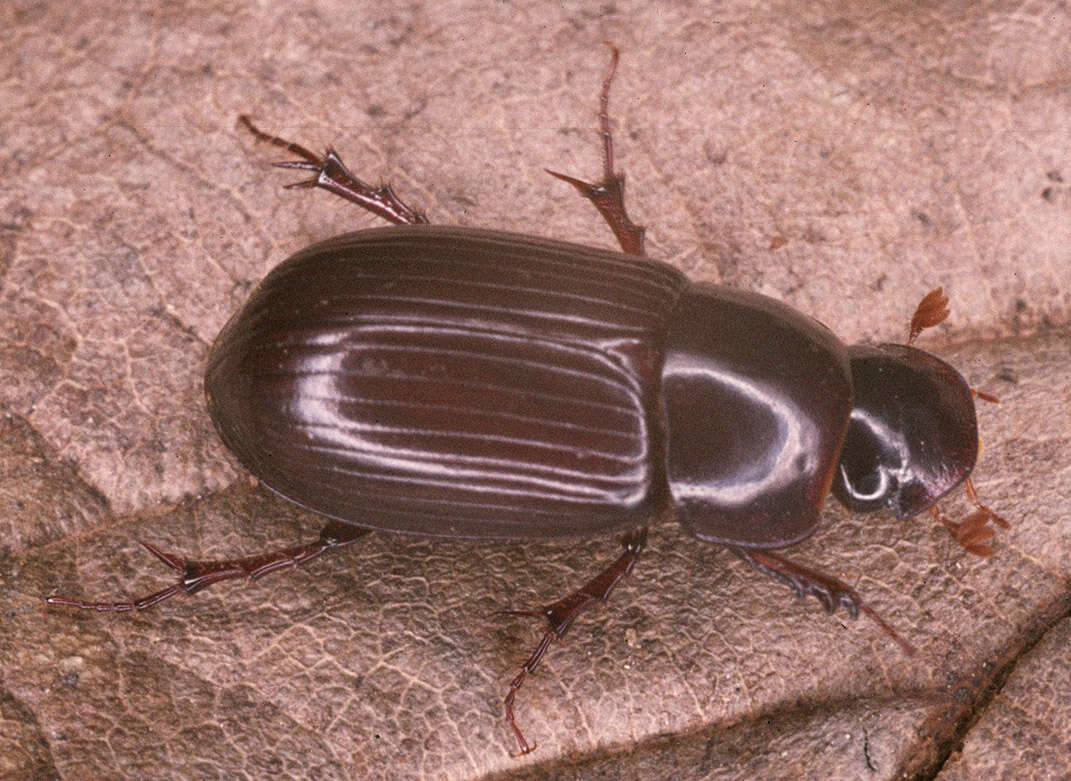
[548,44,647,256]
[497,527,648,755]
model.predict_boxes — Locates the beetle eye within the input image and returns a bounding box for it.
[840,461,891,504]
[833,413,903,512]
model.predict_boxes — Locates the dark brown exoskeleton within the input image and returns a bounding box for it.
[49,45,1008,755]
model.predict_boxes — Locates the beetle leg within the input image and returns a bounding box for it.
[46,520,369,612]
[930,477,1011,557]
[546,43,647,256]
[729,547,916,656]
[497,527,647,755]
[238,115,429,225]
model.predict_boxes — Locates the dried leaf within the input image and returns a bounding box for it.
[2,3,1069,779]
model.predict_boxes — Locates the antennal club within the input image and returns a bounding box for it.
[908,287,950,345]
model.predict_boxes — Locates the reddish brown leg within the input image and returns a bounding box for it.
[930,477,1012,557]
[730,547,916,656]
[498,527,647,755]
[548,44,647,256]
[238,115,429,225]
[46,520,370,612]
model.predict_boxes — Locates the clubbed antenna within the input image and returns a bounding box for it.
[907,287,950,345]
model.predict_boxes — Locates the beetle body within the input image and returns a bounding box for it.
[206,224,974,549]
[50,47,1003,758]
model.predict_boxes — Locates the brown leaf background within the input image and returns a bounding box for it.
[2,1,1069,779]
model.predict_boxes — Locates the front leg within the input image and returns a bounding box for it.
[731,546,916,656]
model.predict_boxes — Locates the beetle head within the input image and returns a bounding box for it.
[832,342,978,519]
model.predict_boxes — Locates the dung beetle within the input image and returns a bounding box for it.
[49,46,1008,755]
